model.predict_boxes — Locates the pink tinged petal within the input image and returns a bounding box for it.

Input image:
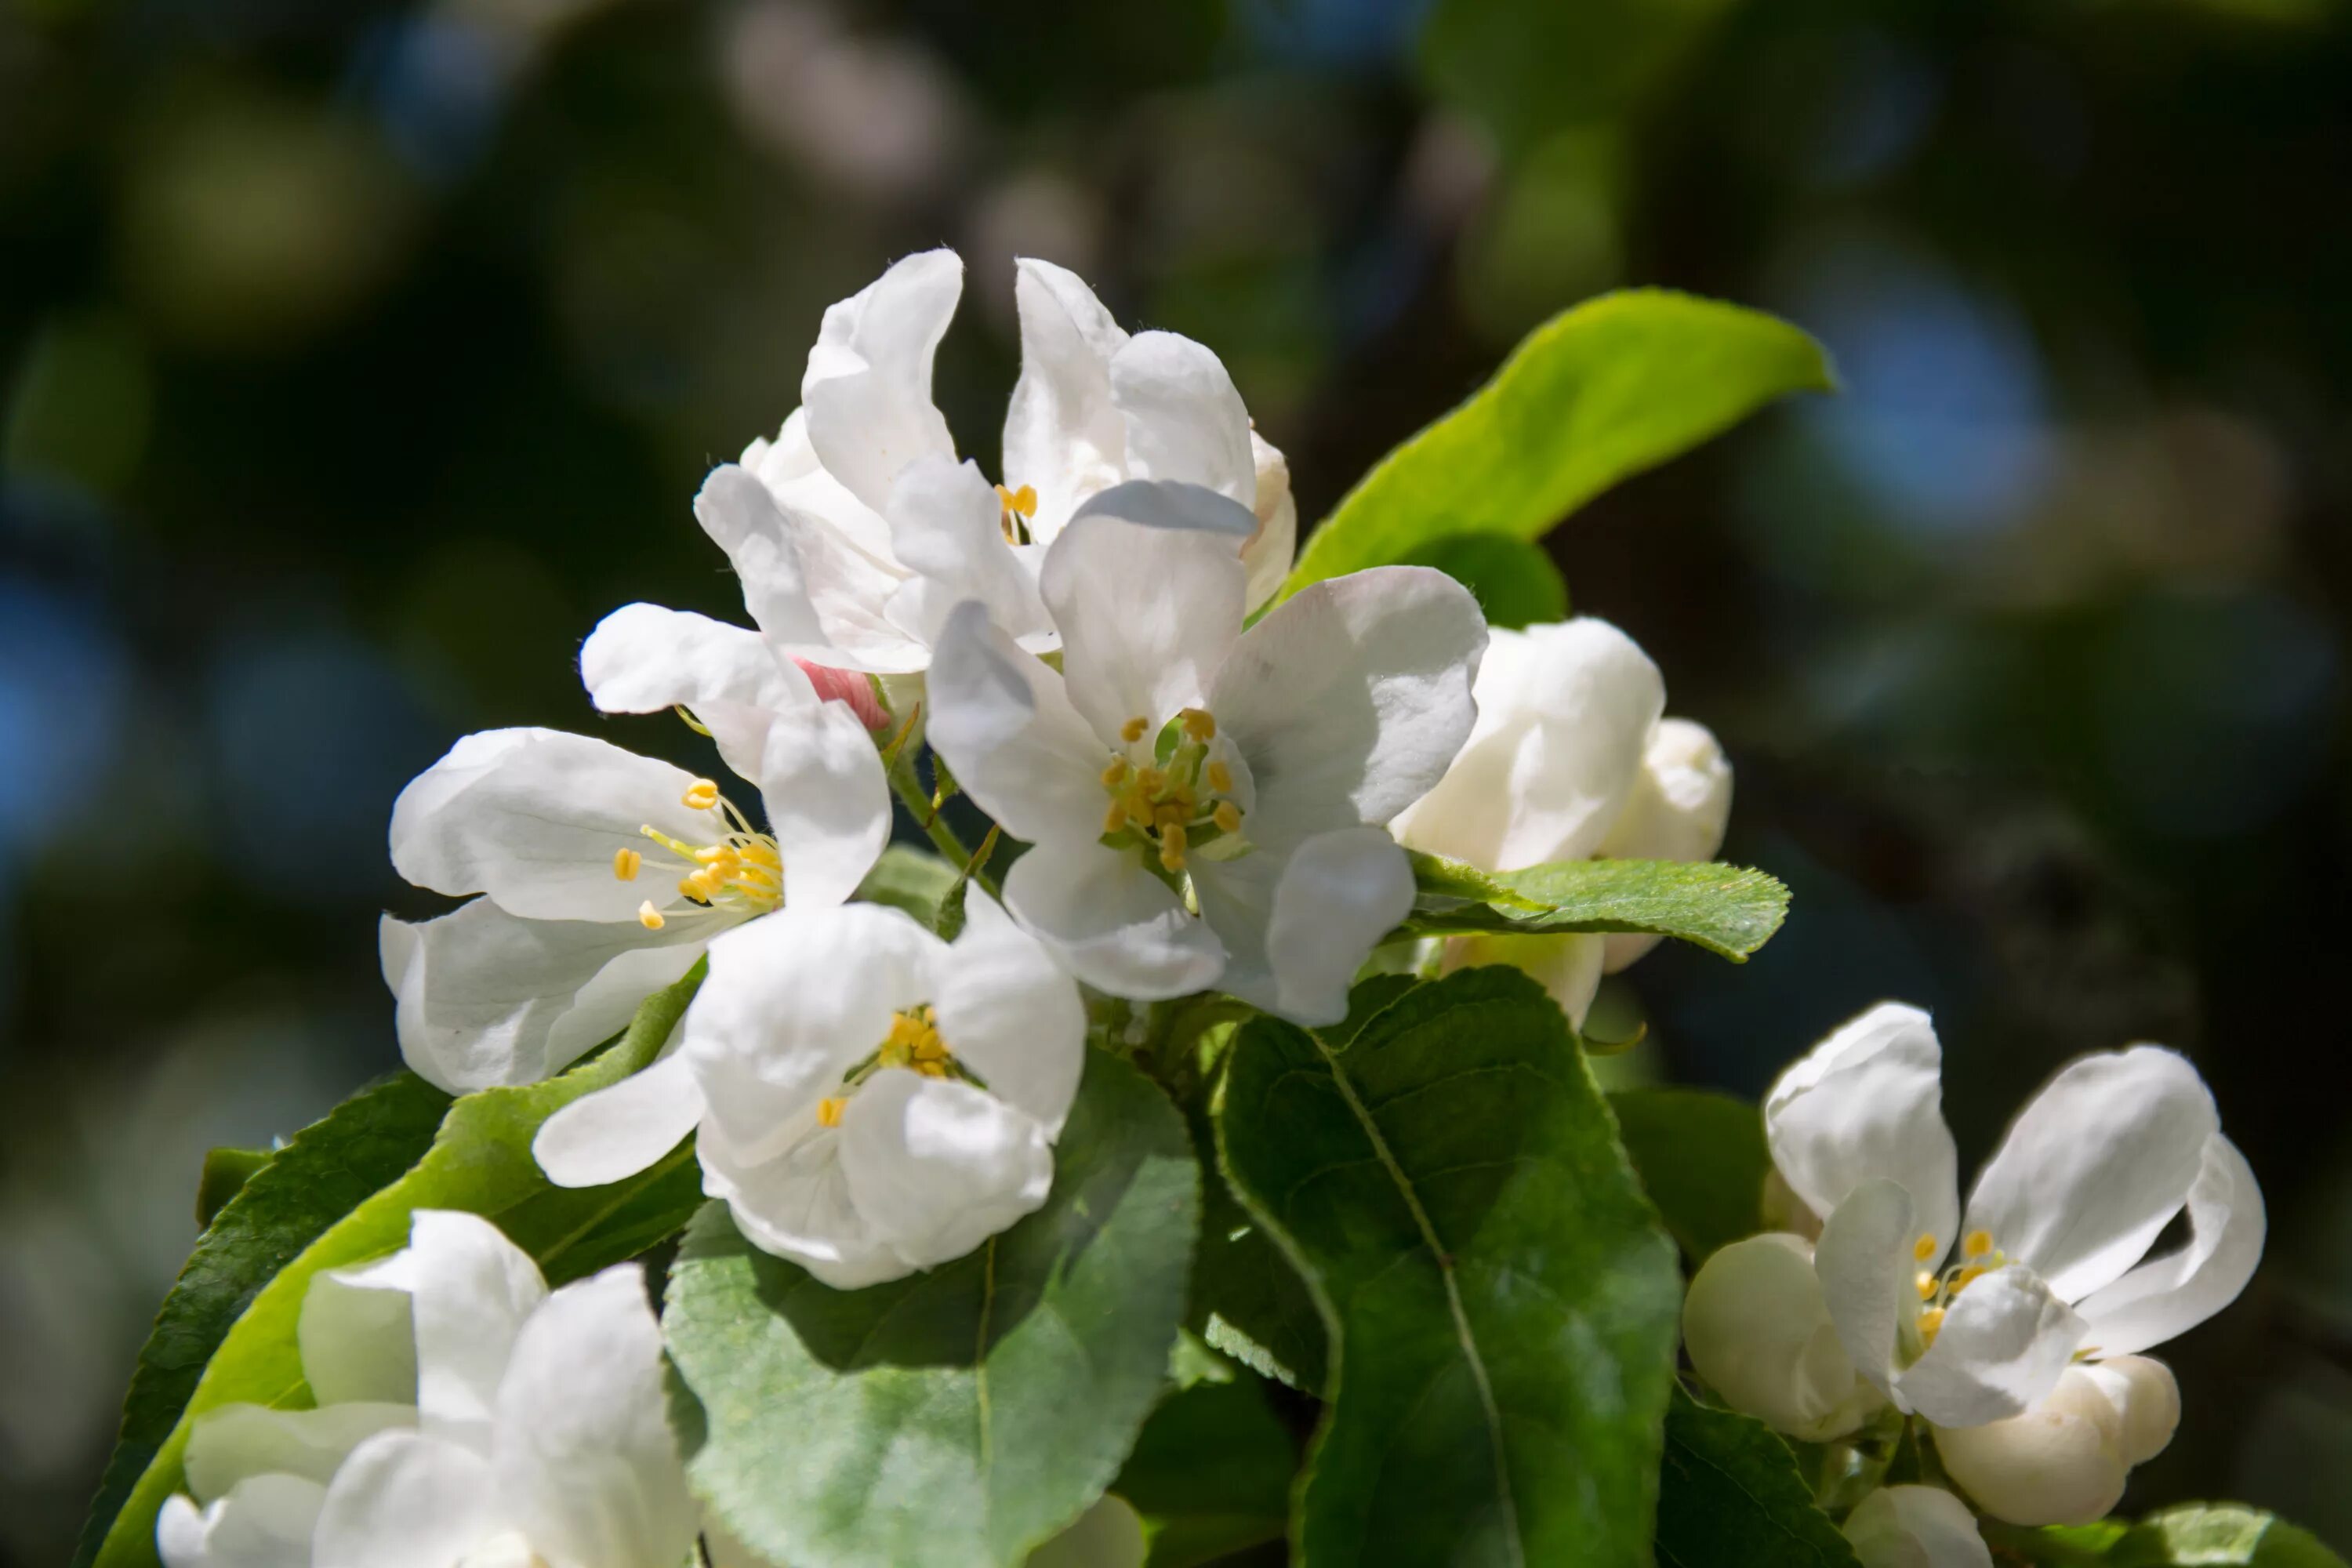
[1842,1485,1992,1568]
[184,1403,415,1500]
[1250,827,1414,1026]
[1240,430,1297,612]
[534,1053,706,1189]
[838,1069,1054,1272]
[1963,1046,2220,1304]
[794,659,890,729]
[380,903,710,1094]
[925,602,1119,845]
[1210,565,1487,848]
[881,454,1056,650]
[681,905,942,1159]
[1598,716,1733,971]
[397,1210,550,1451]
[1391,619,1662,873]
[2073,1134,2264,1358]
[757,697,891,910]
[1813,1178,1918,1402]
[160,1475,328,1568]
[801,249,962,515]
[388,728,713,923]
[1004,257,1131,541]
[1109,330,1256,507]
[931,895,1088,1134]
[1893,1265,2085,1428]
[1002,835,1228,1000]
[1764,1002,1962,1259]
[696,1110,907,1289]
[1040,498,1250,748]
[493,1266,698,1568]
[313,1430,503,1568]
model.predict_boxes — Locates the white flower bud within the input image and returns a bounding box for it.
[1933,1365,2133,1526]
[2078,1355,2180,1466]
[1842,1485,1993,1568]
[1682,1233,1879,1440]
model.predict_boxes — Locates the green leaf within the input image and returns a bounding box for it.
[1112,1377,1299,1568]
[666,1048,1200,1568]
[1992,1505,2350,1567]
[1610,1089,1767,1261]
[855,844,964,924]
[192,1146,274,1229]
[1656,1388,1860,1568]
[1405,851,1790,960]
[1190,1101,1331,1396]
[1396,533,1568,630]
[1279,289,1831,598]
[85,964,707,1568]
[1215,966,1682,1567]
[73,1073,452,1568]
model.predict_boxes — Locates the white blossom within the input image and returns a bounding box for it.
[922,482,1486,1022]
[1842,1485,1993,1568]
[1389,618,1731,1025]
[158,1210,693,1568]
[535,895,1086,1289]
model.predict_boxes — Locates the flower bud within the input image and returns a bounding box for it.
[1933,1364,2136,1526]
[1682,1233,1879,1440]
[1436,931,1605,1028]
[1842,1485,1992,1568]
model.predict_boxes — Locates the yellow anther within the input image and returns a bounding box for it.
[1964,1229,1994,1258]
[1951,1265,1985,1295]
[1181,707,1215,741]
[637,901,666,931]
[1155,803,1186,829]
[1206,760,1232,794]
[817,1097,846,1129]
[1101,758,1129,787]
[612,848,642,881]
[1213,800,1241,834]
[682,779,720,811]
[1913,1233,1938,1262]
[1104,799,1130,834]
[1915,1272,1938,1301]
[1136,766,1165,794]
[1160,822,1188,872]
[678,872,717,904]
[1121,716,1149,744]
[1917,1306,1946,1347]
[1009,483,1036,517]
[695,844,732,865]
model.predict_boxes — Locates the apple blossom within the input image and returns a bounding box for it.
[1388,618,1731,1025]
[535,894,1086,1289]
[158,1210,693,1568]
[923,481,1486,1022]
[1841,1485,1993,1568]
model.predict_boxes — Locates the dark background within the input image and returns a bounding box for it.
[5,0,2349,1559]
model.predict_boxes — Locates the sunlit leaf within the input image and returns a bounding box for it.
[1993,1504,2349,1567]
[1405,850,1790,960]
[1397,532,1569,629]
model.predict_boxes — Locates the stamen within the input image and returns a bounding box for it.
[1213,800,1241,833]
[612,848,641,881]
[1951,1265,1985,1295]
[1912,1232,1938,1262]
[682,779,720,811]
[1915,1271,1937,1301]
[1160,822,1187,872]
[1964,1229,1994,1258]
[1181,707,1216,741]
[817,1098,846,1129]
[1917,1306,1946,1347]
[1101,759,1129,787]
[1103,799,1130,834]
[1207,760,1232,793]
[637,901,666,931]
[1121,716,1149,745]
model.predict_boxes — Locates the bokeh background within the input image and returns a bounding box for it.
[5,0,2350,1557]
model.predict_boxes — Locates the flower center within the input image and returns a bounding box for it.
[816,1005,969,1127]
[1911,1229,2004,1349]
[995,482,1039,544]
[612,778,784,930]
[1098,707,1248,876]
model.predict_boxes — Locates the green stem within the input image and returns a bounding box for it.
[888,749,999,898]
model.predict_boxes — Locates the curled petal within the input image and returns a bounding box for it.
[2074,1134,2264,1359]
[757,696,891,911]
[1004,257,1131,542]
[1812,1177,1918,1403]
[1110,330,1256,507]
[881,455,1055,653]
[931,894,1087,1135]
[801,249,961,515]
[1893,1265,2084,1428]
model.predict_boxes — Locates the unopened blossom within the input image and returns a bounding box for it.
[924,481,1486,1022]
[700,249,1296,677]
[536,895,1086,1289]
[159,1209,694,1568]
[1682,1002,2262,1525]
[1389,618,1730,1026]
[1842,1485,1992,1568]
[382,624,889,1091]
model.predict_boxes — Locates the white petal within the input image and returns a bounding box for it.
[1893,1265,2085,1428]
[801,249,962,514]
[389,728,714,923]
[699,462,922,676]
[1812,1177,1919,1400]
[1391,619,1662,873]
[1110,331,1255,506]
[931,896,1087,1134]
[1001,836,1227,1000]
[534,1053,706,1189]
[296,1261,416,1411]
[2073,1134,2263,1358]
[1210,565,1486,847]
[925,602,1119,845]
[1240,430,1297,612]
[692,465,833,650]
[381,902,711,1093]
[494,1265,697,1568]
[2078,1355,2180,1465]
[1598,716,1734,971]
[838,1070,1054,1271]
[683,905,942,1160]
[1040,498,1249,749]
[160,1475,328,1568]
[697,1110,906,1289]
[1436,931,1606,1029]
[386,1210,551,1451]
[579,602,813,782]
[1963,1047,2219,1303]
[757,695,890,910]
[312,1430,502,1568]
[1004,257,1131,541]
[1933,1367,2129,1528]
[1027,1496,1148,1568]
[1196,827,1414,1026]
[1842,1486,1993,1568]
[1764,1003,1962,1261]
[184,1403,414,1501]
[1681,1233,1877,1442]
[881,455,1055,650]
